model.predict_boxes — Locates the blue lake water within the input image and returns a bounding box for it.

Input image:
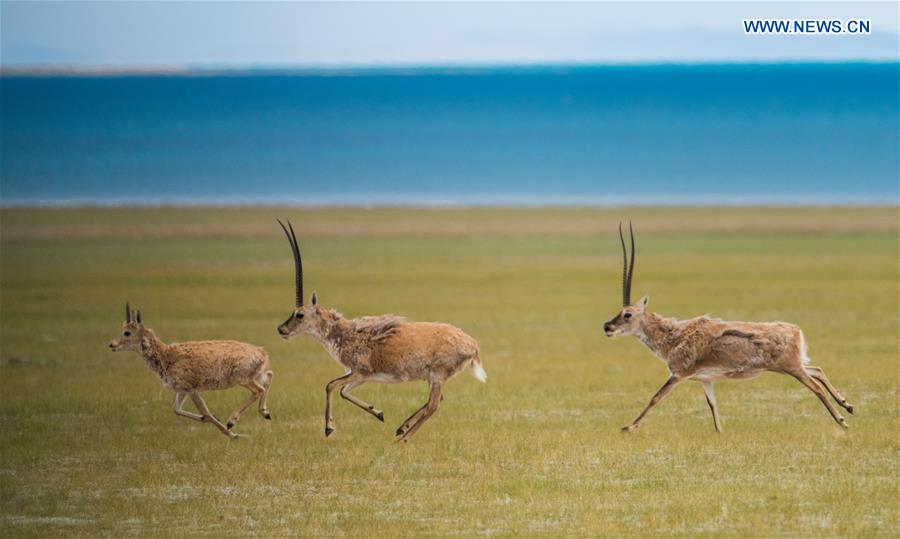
[1,64,897,206]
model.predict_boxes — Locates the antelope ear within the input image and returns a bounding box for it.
[135,310,142,324]
[310,291,318,306]
[639,295,650,309]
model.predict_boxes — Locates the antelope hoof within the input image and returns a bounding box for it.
[325,427,335,437]
[395,426,406,437]
[376,411,385,422]
[839,419,849,429]
[846,404,854,414]
[620,425,637,433]
[264,411,272,420]
[226,420,235,430]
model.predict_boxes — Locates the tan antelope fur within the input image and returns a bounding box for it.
[108,304,274,439]
[604,223,853,433]
[275,219,486,442]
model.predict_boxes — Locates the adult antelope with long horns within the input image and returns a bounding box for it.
[605,223,853,432]
[275,220,486,442]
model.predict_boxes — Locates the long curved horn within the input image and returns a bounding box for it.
[277,219,303,307]
[125,302,132,323]
[618,223,630,306]
[626,221,635,306]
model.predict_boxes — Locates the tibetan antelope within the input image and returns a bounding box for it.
[605,223,853,433]
[275,220,486,442]
[108,303,274,438]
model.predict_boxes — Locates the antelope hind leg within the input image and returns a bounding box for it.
[398,382,444,443]
[258,371,273,420]
[788,370,848,428]
[805,365,854,414]
[226,385,262,430]
[395,384,444,436]
[396,403,428,437]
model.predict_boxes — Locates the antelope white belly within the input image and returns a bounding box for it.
[369,372,406,384]
[692,366,764,383]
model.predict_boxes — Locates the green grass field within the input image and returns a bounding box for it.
[1,206,897,537]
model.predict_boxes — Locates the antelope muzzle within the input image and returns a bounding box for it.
[603,318,618,337]
[277,322,291,339]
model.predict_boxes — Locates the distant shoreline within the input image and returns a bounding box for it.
[1,194,897,210]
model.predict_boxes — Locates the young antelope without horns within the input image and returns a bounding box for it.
[108,304,274,439]
[604,223,853,433]
[275,219,487,442]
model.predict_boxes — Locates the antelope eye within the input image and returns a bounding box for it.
[295,313,304,320]
[623,313,632,320]
[123,331,131,336]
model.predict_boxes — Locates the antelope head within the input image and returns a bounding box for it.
[604,222,649,338]
[109,302,144,352]
[276,219,321,340]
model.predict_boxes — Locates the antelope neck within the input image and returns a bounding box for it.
[138,328,171,378]
[308,309,352,355]
[636,312,679,358]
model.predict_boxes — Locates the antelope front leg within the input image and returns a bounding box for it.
[189,392,236,439]
[397,381,444,443]
[341,381,385,422]
[701,382,723,433]
[324,372,355,437]
[174,391,205,422]
[622,376,681,433]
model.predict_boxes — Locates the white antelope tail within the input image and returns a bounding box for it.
[798,330,811,365]
[470,354,487,383]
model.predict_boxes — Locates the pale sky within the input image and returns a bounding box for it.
[1,1,897,67]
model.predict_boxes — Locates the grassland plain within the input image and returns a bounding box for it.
[0,206,897,537]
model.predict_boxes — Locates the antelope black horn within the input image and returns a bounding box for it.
[618,223,630,306]
[277,219,303,307]
[626,221,635,306]
[125,302,132,323]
